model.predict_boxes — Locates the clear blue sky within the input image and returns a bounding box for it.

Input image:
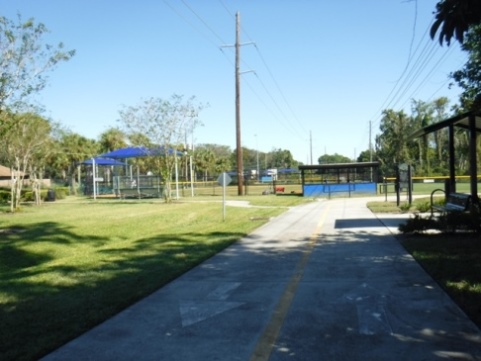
[3,0,465,164]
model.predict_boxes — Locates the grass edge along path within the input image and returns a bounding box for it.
[367,200,481,330]
[0,197,309,361]
[400,233,481,330]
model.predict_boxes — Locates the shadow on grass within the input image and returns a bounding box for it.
[0,225,245,361]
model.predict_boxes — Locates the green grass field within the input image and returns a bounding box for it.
[0,195,309,361]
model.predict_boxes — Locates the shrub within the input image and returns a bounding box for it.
[54,187,68,200]
[399,202,411,212]
[415,201,431,213]
[0,190,10,203]
[399,214,440,234]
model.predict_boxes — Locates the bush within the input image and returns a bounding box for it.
[0,190,10,203]
[54,187,68,200]
[414,201,431,213]
[399,202,411,212]
[399,214,440,234]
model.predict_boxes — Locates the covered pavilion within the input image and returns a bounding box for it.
[298,161,380,197]
[411,110,481,203]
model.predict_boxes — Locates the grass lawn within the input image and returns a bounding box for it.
[400,233,481,329]
[0,195,309,361]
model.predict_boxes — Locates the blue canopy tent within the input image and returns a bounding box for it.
[81,158,127,166]
[98,146,183,159]
[97,146,185,199]
[278,168,298,174]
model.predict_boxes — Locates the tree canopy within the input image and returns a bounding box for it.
[118,94,206,202]
[430,0,481,45]
[0,15,75,111]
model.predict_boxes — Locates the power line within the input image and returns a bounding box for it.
[218,0,309,137]
[180,0,227,44]
[253,44,308,134]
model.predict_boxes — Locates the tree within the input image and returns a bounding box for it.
[98,127,127,153]
[451,25,481,111]
[0,111,51,211]
[410,99,434,174]
[356,149,376,163]
[318,153,351,164]
[48,129,98,193]
[0,15,74,113]
[375,110,415,176]
[430,0,481,45]
[118,94,206,202]
[196,144,232,178]
[194,148,215,181]
[268,148,297,169]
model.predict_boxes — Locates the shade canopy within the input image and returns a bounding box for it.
[81,158,127,166]
[99,146,183,159]
[278,168,298,174]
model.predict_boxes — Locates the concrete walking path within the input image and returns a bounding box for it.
[42,198,481,360]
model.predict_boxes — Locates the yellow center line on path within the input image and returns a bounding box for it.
[249,203,331,361]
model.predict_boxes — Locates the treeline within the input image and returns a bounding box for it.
[371,97,475,177]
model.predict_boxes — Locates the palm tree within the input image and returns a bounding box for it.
[375,110,414,175]
[98,128,127,153]
[430,0,481,45]
[194,148,215,181]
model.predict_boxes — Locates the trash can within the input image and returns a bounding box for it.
[47,189,56,202]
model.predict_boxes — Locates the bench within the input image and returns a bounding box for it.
[432,192,471,215]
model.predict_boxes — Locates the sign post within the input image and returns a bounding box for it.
[217,173,232,221]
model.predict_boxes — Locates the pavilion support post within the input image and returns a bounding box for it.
[448,124,456,194]
[469,114,478,202]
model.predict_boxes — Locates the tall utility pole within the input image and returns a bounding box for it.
[369,120,372,162]
[235,12,243,196]
[309,130,313,164]
[369,120,373,181]
[221,12,254,196]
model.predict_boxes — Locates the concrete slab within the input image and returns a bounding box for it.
[42,198,481,361]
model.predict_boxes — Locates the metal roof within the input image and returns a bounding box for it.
[299,162,380,171]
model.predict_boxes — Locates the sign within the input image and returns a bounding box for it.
[217,173,232,187]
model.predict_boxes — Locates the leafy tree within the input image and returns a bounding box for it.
[194,148,215,181]
[268,148,296,169]
[318,153,351,164]
[375,110,415,175]
[48,130,98,192]
[197,144,232,159]
[451,25,481,111]
[0,111,51,211]
[98,127,127,153]
[410,99,434,174]
[0,15,74,114]
[430,0,481,45]
[118,94,206,202]
[432,97,450,165]
[356,149,376,163]
[196,144,232,178]
[214,157,231,174]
